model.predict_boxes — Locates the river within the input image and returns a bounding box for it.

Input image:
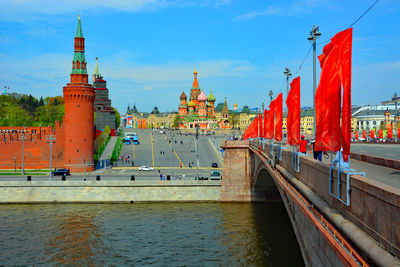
[0,203,304,266]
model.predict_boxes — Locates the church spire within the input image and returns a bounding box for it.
[192,68,199,89]
[94,57,100,76]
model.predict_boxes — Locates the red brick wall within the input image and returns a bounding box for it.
[0,122,65,169]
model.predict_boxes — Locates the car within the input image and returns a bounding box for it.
[139,166,154,171]
[52,168,71,176]
[211,171,220,176]
[211,162,218,168]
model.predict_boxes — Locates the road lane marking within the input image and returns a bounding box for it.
[103,168,112,174]
[151,132,155,167]
[162,133,184,167]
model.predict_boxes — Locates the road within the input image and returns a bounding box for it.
[109,128,225,179]
[350,143,400,160]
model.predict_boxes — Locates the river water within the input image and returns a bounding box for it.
[0,203,304,266]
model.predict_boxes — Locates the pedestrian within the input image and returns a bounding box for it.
[311,140,322,161]
[160,174,162,180]
[298,135,308,154]
[125,158,128,163]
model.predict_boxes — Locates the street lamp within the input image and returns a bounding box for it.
[284,67,292,95]
[46,135,56,180]
[308,24,322,136]
[268,90,274,104]
[19,134,27,175]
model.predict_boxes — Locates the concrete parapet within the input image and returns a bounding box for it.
[350,151,400,170]
[254,141,400,260]
[0,180,221,203]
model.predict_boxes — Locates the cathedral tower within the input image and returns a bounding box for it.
[63,16,95,172]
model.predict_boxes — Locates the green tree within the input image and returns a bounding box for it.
[172,114,181,128]
[230,113,239,129]
[113,107,121,128]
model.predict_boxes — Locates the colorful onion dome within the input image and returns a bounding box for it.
[206,103,212,107]
[180,90,187,99]
[198,90,207,101]
[207,89,216,102]
[188,100,195,107]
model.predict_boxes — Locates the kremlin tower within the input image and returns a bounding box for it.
[63,16,95,172]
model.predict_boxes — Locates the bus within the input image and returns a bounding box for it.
[124,136,131,144]
[132,135,139,144]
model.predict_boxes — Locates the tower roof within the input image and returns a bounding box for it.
[180,90,187,99]
[192,69,199,89]
[207,89,216,102]
[188,100,195,107]
[222,97,229,114]
[198,90,207,101]
[94,57,100,76]
[75,15,83,38]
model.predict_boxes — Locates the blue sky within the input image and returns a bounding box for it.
[0,0,399,113]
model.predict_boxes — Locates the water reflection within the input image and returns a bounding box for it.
[0,203,304,266]
[47,209,102,265]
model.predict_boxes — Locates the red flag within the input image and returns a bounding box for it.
[286,77,300,145]
[315,44,341,152]
[355,131,358,140]
[274,93,283,141]
[258,114,263,138]
[379,129,383,139]
[266,106,274,139]
[332,28,352,161]
[388,129,393,139]
[363,130,366,139]
[371,129,375,139]
[263,109,268,138]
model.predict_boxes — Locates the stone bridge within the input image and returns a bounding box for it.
[221,140,400,267]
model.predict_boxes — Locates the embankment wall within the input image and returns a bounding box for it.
[0,180,221,203]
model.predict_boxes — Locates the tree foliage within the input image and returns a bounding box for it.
[0,93,64,127]
[172,114,181,128]
[113,107,120,128]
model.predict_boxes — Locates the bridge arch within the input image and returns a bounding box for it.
[252,165,281,202]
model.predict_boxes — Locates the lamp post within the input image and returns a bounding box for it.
[268,90,274,104]
[195,124,200,179]
[19,134,27,175]
[308,25,322,136]
[284,67,292,95]
[46,135,56,180]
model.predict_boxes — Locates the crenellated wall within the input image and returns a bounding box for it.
[0,123,65,169]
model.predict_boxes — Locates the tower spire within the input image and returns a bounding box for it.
[72,15,87,76]
[75,15,83,38]
[94,57,100,76]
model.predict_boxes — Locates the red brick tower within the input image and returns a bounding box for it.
[63,16,95,172]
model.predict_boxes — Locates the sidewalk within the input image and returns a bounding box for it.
[99,136,117,161]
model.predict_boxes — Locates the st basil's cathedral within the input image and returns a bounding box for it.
[178,69,230,129]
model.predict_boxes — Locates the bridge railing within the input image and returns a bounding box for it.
[247,139,400,259]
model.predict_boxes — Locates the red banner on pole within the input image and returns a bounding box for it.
[286,77,301,145]
[274,93,283,141]
[315,44,341,152]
